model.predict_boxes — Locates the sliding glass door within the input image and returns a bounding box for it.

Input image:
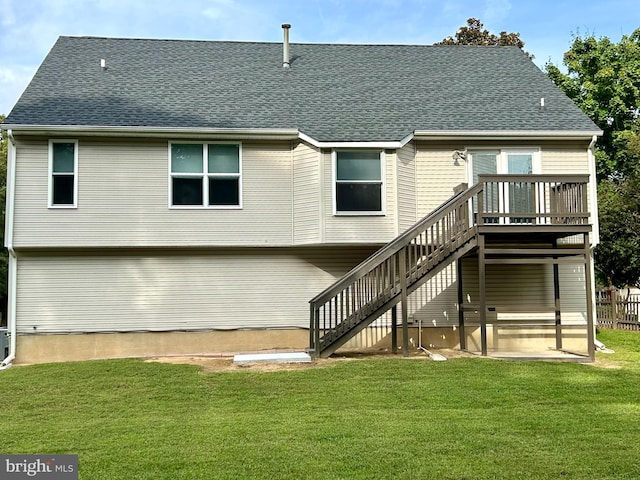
[470,150,538,224]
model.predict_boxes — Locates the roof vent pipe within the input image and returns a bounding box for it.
[282,24,291,68]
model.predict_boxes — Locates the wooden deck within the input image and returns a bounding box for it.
[309,175,595,360]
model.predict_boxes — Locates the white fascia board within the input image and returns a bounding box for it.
[413,130,603,141]
[2,124,301,140]
[298,131,414,149]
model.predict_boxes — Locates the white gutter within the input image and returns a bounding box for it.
[1,124,300,140]
[413,129,603,141]
[298,131,414,149]
[1,129,17,369]
[4,124,605,145]
[588,134,599,246]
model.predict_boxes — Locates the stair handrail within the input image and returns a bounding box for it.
[309,182,483,307]
[309,174,592,357]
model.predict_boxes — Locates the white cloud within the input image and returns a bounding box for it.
[0,66,35,114]
[483,0,512,26]
[202,8,225,20]
[0,0,16,27]
[202,0,236,20]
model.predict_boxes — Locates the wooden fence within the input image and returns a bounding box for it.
[596,290,640,331]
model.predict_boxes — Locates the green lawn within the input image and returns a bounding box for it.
[1,329,639,479]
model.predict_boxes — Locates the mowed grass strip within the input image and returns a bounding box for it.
[1,329,639,480]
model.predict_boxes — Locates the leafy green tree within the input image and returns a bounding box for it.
[595,153,640,288]
[545,30,640,179]
[436,18,532,58]
[545,30,640,287]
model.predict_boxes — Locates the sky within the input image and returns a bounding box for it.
[1,0,639,115]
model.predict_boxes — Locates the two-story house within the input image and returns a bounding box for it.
[1,28,602,365]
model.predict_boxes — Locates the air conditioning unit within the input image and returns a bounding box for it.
[0,328,8,359]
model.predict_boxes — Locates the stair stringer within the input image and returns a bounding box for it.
[318,234,478,357]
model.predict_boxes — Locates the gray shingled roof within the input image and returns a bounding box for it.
[5,36,600,142]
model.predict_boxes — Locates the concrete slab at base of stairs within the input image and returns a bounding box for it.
[233,352,312,365]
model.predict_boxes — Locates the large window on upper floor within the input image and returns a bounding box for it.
[48,139,78,208]
[334,150,384,215]
[170,142,242,208]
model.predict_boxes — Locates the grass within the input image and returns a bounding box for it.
[1,329,639,479]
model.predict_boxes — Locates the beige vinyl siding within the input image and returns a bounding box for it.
[415,142,466,218]
[409,258,588,328]
[558,263,589,324]
[409,259,586,327]
[292,141,321,244]
[541,145,590,175]
[461,258,587,325]
[368,258,586,327]
[409,263,459,327]
[13,138,294,248]
[15,246,377,334]
[396,141,417,233]
[323,149,397,243]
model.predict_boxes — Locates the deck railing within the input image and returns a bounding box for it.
[477,174,590,226]
[309,174,591,357]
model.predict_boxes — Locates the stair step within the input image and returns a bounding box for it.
[310,186,481,357]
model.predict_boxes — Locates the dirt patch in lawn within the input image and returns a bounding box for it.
[145,347,475,372]
[145,347,620,372]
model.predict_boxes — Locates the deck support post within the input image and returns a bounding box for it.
[457,259,466,351]
[391,305,398,354]
[478,235,488,356]
[553,240,563,351]
[310,303,322,358]
[584,234,596,361]
[310,304,315,356]
[399,248,409,357]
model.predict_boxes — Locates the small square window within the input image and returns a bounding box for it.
[173,177,204,206]
[208,144,240,174]
[209,178,240,205]
[171,144,204,173]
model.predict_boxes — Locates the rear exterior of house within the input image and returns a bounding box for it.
[1,35,601,365]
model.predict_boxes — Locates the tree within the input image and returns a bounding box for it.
[595,141,640,288]
[545,30,640,287]
[436,18,531,58]
[545,30,640,179]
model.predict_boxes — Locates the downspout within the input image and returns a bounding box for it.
[587,134,598,357]
[1,129,17,369]
[588,135,599,245]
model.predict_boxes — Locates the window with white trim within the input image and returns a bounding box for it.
[49,140,78,208]
[334,150,384,214]
[170,143,242,208]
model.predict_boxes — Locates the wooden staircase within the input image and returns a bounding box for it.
[308,175,592,359]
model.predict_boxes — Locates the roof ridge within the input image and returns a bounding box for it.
[57,36,524,49]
